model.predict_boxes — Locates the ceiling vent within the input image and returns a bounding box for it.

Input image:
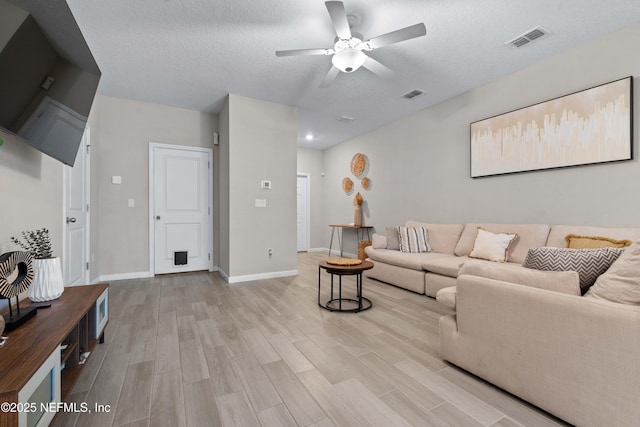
[336,115,355,123]
[506,26,549,48]
[403,89,424,99]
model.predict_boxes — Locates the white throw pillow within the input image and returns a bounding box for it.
[585,240,640,305]
[371,233,387,249]
[397,226,431,253]
[469,228,518,263]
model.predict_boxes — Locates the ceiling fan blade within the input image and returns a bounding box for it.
[366,23,426,50]
[325,1,352,39]
[319,66,340,88]
[362,56,393,78]
[276,48,333,57]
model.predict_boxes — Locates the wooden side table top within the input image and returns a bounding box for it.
[319,260,374,273]
[329,224,374,229]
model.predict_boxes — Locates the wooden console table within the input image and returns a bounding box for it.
[328,224,374,257]
[0,284,108,427]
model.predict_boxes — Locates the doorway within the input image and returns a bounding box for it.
[297,173,310,252]
[149,143,213,275]
[63,127,90,286]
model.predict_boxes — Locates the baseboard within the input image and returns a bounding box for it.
[224,269,298,284]
[98,271,151,282]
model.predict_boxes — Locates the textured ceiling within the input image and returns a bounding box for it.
[54,0,640,149]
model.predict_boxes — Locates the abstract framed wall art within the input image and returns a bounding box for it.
[470,76,632,178]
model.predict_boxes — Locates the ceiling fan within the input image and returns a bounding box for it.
[276,1,427,87]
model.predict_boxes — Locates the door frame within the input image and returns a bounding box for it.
[297,173,311,252]
[148,142,214,276]
[62,126,90,286]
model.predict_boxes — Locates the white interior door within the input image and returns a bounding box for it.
[297,174,309,252]
[152,145,211,275]
[64,128,89,286]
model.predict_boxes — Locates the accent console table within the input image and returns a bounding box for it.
[328,224,374,257]
[0,284,109,427]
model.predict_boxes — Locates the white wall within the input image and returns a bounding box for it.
[296,147,325,250]
[222,94,298,281]
[91,94,218,277]
[323,22,640,254]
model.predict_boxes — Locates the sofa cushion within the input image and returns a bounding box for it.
[397,226,431,253]
[565,234,632,249]
[547,225,640,248]
[455,223,550,263]
[522,247,625,293]
[585,240,640,305]
[422,255,467,277]
[436,286,457,309]
[385,227,400,250]
[405,222,464,255]
[469,228,518,263]
[365,248,449,271]
[459,260,581,296]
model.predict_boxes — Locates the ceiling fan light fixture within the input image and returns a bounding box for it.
[331,49,366,73]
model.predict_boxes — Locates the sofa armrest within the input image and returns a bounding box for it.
[442,275,640,427]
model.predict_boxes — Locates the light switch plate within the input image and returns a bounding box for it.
[255,199,267,208]
[112,176,122,184]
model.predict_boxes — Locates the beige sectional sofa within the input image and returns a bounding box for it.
[365,221,554,296]
[367,221,640,426]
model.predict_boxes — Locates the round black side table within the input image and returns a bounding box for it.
[318,260,373,312]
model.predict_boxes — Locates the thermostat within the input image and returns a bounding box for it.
[261,180,272,189]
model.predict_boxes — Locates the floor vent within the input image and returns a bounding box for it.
[403,89,424,99]
[506,26,549,48]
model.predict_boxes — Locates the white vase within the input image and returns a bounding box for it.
[29,257,65,302]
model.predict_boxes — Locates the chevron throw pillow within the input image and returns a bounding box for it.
[523,247,626,293]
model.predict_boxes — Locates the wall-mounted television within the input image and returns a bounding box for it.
[0,0,100,167]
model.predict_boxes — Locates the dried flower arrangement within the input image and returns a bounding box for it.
[10,228,53,259]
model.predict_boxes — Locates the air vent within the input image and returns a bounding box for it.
[506,26,549,48]
[336,115,355,123]
[403,89,424,99]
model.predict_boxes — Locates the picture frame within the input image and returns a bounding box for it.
[470,76,633,178]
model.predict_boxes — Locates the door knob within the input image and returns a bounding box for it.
[66,217,76,224]
[156,216,161,220]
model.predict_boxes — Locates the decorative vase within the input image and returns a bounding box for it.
[354,205,362,226]
[29,257,64,302]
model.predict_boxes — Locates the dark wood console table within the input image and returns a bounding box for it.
[0,284,108,427]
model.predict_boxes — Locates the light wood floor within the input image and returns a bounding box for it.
[54,252,568,427]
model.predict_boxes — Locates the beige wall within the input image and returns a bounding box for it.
[0,133,63,255]
[296,147,325,250]
[323,22,640,254]
[217,97,230,273]
[91,94,218,276]
[222,94,298,280]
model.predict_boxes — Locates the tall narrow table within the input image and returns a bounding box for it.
[328,224,374,257]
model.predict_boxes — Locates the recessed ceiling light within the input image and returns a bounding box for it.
[305,133,314,141]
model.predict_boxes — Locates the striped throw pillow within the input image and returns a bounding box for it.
[397,226,431,253]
